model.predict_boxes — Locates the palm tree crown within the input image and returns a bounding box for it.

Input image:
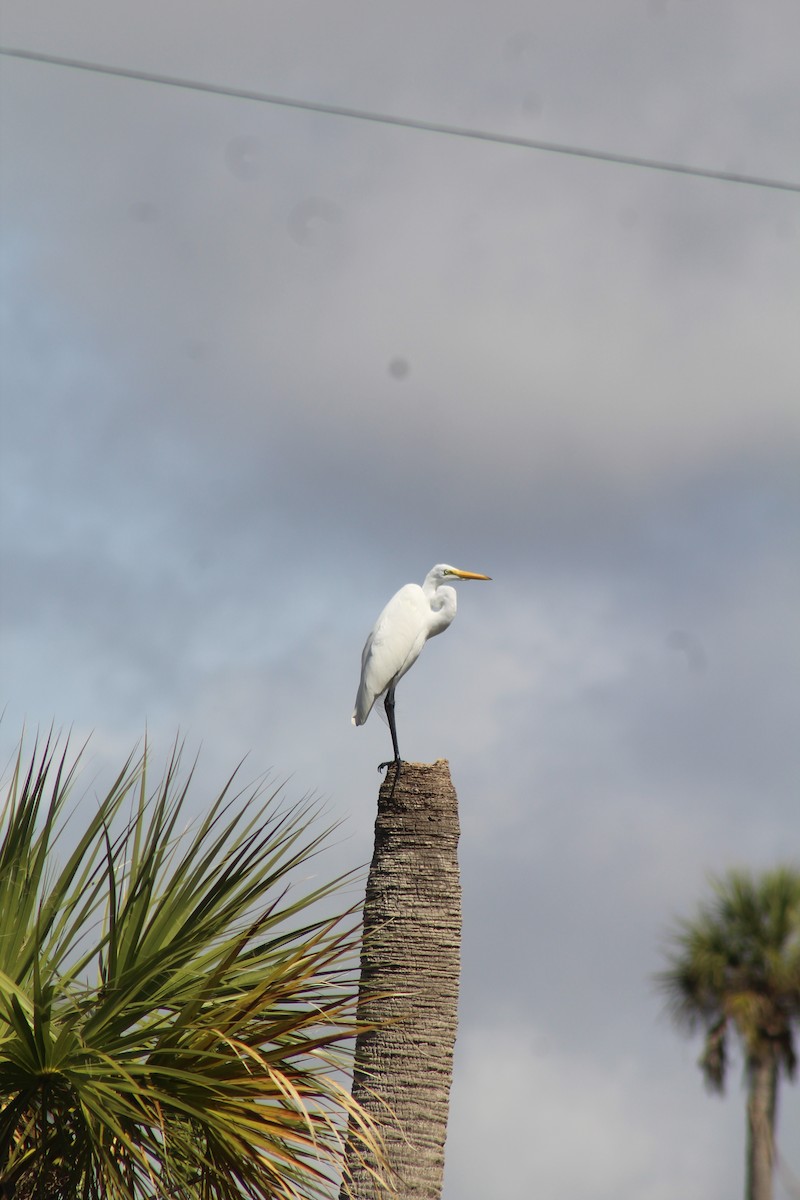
[658,867,800,1090]
[0,734,385,1200]
[658,867,800,1200]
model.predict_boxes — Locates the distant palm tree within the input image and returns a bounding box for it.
[0,733,385,1200]
[657,867,800,1200]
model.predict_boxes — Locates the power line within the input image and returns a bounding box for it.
[2,44,800,195]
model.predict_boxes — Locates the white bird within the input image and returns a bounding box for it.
[352,564,492,769]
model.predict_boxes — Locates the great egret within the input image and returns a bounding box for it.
[352,564,492,769]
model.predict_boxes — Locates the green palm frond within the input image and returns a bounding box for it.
[656,866,800,1091]
[0,734,386,1200]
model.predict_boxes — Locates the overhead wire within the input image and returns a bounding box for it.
[2,44,800,195]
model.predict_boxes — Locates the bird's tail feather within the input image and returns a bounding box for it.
[352,687,384,727]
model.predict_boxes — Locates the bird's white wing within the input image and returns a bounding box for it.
[352,584,429,725]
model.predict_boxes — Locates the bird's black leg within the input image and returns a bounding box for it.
[378,686,402,773]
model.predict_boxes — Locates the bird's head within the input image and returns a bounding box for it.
[427,564,492,587]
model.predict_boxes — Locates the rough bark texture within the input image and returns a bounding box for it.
[340,760,461,1200]
[746,1055,778,1200]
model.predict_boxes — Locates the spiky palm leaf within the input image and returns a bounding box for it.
[657,867,800,1091]
[0,734,385,1200]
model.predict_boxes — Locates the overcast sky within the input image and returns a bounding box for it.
[2,3,800,1197]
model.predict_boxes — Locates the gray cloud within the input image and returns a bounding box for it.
[2,4,799,1195]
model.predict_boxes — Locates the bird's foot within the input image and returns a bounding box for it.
[378,758,403,775]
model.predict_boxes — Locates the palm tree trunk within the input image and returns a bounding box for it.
[746,1054,778,1200]
[340,760,461,1200]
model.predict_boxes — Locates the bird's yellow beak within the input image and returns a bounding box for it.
[451,569,492,580]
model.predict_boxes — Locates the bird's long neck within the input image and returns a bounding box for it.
[427,583,457,637]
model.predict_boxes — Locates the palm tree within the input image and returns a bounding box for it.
[0,733,385,1200]
[657,867,800,1200]
[340,760,461,1200]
